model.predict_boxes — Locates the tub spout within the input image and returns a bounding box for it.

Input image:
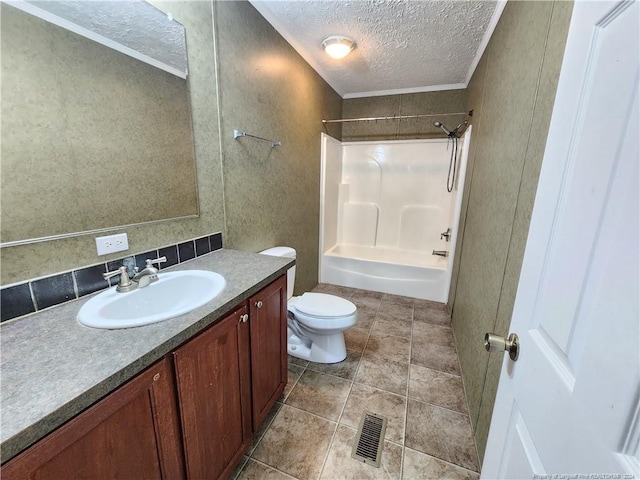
[432,250,449,258]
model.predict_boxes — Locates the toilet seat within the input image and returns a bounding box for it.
[294,292,356,317]
[289,293,357,330]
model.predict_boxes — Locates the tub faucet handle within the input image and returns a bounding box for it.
[440,228,452,241]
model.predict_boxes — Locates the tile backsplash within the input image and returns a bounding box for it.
[0,233,223,323]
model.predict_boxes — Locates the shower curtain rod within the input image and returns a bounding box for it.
[322,110,473,124]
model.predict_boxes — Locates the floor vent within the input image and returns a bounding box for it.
[351,411,387,468]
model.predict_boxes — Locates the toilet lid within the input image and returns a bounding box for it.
[294,292,356,318]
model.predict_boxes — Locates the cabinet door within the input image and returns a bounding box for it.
[173,306,252,480]
[2,358,184,480]
[249,275,287,430]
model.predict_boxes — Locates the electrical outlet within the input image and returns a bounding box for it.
[95,233,129,256]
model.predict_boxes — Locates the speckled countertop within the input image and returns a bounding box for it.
[0,249,293,464]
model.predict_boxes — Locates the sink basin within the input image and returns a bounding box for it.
[78,270,226,329]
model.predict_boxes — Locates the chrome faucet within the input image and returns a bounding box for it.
[132,256,167,288]
[432,250,449,258]
[440,228,452,241]
[103,256,167,292]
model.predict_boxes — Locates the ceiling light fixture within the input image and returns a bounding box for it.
[321,35,356,59]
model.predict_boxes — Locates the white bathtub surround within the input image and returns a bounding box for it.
[319,132,471,302]
[323,245,447,301]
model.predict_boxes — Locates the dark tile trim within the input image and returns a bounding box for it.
[31,273,75,310]
[0,232,223,323]
[158,245,179,270]
[178,240,196,263]
[1,283,35,322]
[210,232,223,251]
[195,237,211,257]
[74,264,109,297]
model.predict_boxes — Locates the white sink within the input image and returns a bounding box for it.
[78,270,226,329]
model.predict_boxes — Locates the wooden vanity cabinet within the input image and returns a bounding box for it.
[173,304,252,480]
[173,275,287,479]
[249,275,287,430]
[1,275,288,480]
[2,358,185,480]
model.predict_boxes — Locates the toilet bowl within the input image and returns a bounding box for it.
[259,247,358,364]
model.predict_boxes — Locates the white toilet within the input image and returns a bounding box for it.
[259,247,357,364]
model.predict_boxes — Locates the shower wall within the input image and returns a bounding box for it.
[339,140,452,251]
[320,133,470,301]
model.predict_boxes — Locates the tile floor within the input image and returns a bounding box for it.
[231,284,480,480]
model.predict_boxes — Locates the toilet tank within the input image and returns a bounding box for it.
[258,246,296,299]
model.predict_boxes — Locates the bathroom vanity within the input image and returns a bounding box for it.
[0,249,291,480]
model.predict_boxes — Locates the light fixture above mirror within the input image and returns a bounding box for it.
[321,35,355,59]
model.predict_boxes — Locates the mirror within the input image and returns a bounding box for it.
[0,0,198,246]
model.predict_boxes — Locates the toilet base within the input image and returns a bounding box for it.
[287,327,347,364]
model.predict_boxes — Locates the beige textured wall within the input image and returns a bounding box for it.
[0,0,341,291]
[214,1,342,294]
[448,1,573,462]
[342,90,467,141]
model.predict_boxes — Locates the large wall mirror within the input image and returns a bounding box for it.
[0,0,199,247]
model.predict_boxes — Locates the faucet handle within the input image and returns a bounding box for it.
[103,266,136,292]
[103,266,127,281]
[145,256,167,268]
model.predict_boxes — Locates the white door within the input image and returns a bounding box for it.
[482,0,639,477]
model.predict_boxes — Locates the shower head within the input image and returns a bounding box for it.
[434,119,469,137]
[433,121,451,135]
[453,120,468,133]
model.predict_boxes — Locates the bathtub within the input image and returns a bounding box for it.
[320,244,450,302]
[319,131,472,304]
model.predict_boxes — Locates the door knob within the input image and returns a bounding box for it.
[255,301,263,308]
[240,314,248,323]
[484,333,519,361]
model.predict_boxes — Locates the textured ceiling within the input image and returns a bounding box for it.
[249,0,501,98]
